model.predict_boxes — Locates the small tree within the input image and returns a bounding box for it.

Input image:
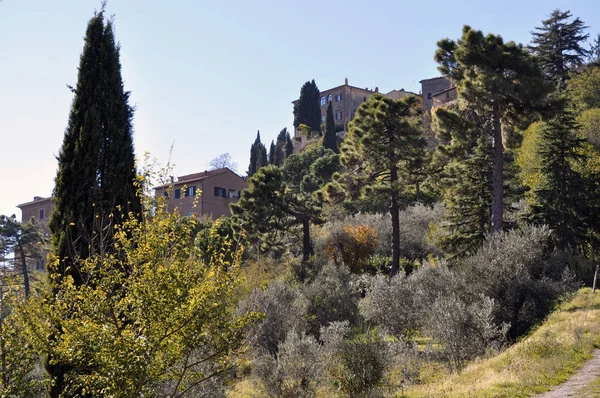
[527,110,593,249]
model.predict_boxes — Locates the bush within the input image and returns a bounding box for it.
[299,263,359,339]
[424,293,508,371]
[330,330,390,397]
[253,331,324,398]
[459,225,577,340]
[236,279,301,356]
[326,225,378,273]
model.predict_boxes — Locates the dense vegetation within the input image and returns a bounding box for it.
[3,6,600,398]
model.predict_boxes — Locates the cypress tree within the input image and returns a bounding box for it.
[528,110,591,249]
[268,140,276,165]
[47,8,139,396]
[285,130,294,157]
[257,141,268,171]
[323,101,338,153]
[531,9,589,85]
[272,128,288,166]
[293,79,321,133]
[247,131,262,177]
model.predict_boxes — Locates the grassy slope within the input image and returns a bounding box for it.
[400,288,600,398]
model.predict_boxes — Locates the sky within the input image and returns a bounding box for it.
[1,0,599,218]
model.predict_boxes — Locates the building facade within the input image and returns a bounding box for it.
[292,78,418,137]
[17,196,53,271]
[420,76,454,111]
[432,86,458,108]
[153,168,247,218]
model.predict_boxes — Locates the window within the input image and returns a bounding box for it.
[175,188,181,199]
[214,187,227,198]
[320,96,326,106]
[446,91,450,99]
[336,110,343,121]
[228,189,237,198]
[163,191,169,199]
[327,94,332,103]
[427,92,432,100]
[363,96,367,102]
[39,209,44,219]
[335,94,342,102]
[186,186,196,197]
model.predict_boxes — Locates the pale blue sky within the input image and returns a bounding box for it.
[1,0,599,217]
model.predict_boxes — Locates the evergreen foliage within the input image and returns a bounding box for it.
[531,9,589,85]
[285,130,294,157]
[47,9,140,395]
[527,110,593,249]
[272,128,289,166]
[323,101,338,153]
[435,25,551,234]
[330,94,426,276]
[268,140,276,165]
[248,131,268,177]
[232,146,339,275]
[49,9,140,287]
[293,80,321,133]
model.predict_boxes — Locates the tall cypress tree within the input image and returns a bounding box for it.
[531,9,589,85]
[323,101,338,153]
[527,110,592,249]
[248,131,262,177]
[268,140,276,165]
[47,9,139,395]
[257,141,268,171]
[285,130,294,157]
[293,79,321,133]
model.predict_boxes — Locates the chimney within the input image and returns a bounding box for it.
[375,87,379,93]
[170,176,174,183]
[33,196,43,202]
[345,77,348,85]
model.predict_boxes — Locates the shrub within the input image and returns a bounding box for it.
[424,293,508,371]
[299,263,359,339]
[330,330,390,397]
[459,225,577,340]
[236,279,301,356]
[253,331,324,398]
[326,225,378,273]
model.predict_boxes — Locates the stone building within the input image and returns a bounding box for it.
[17,195,53,271]
[153,168,247,219]
[420,76,454,111]
[432,86,458,108]
[292,78,418,137]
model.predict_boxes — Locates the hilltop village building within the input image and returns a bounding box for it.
[153,167,247,218]
[292,78,418,137]
[17,195,53,271]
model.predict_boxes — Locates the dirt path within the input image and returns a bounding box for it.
[536,349,600,397]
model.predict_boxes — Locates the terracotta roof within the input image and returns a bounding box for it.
[17,196,53,208]
[153,167,245,190]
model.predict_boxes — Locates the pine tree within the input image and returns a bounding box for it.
[528,110,592,249]
[293,79,321,133]
[436,25,552,235]
[323,101,338,153]
[331,95,425,276]
[531,9,589,85]
[47,9,139,395]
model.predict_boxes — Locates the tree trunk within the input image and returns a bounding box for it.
[300,217,312,280]
[491,102,504,235]
[17,243,30,297]
[390,165,401,277]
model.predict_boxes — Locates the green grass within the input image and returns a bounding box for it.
[398,288,600,397]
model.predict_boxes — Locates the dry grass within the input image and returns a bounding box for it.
[398,288,600,397]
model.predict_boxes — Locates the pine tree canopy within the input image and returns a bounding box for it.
[49,9,140,285]
[293,79,321,132]
[531,9,589,85]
